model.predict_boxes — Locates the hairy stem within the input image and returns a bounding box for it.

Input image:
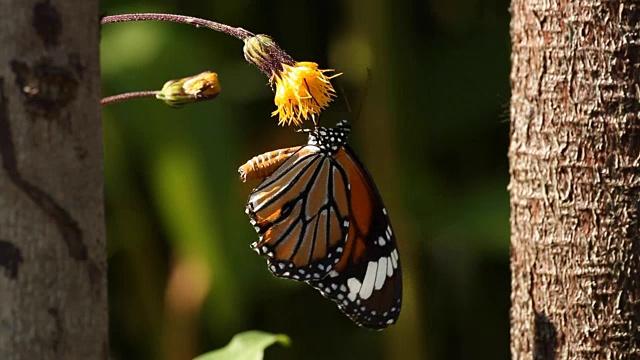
[101,91,158,106]
[101,13,254,40]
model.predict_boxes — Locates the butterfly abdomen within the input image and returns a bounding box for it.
[239,146,302,182]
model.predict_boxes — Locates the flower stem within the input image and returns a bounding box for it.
[101,91,158,106]
[101,13,255,40]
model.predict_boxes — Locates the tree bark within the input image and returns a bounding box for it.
[509,1,640,359]
[0,0,107,358]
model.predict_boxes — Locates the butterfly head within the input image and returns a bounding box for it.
[306,120,351,154]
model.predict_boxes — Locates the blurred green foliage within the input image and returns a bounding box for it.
[194,331,290,360]
[101,0,511,359]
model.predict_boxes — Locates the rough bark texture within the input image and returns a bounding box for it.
[509,1,640,359]
[0,0,107,359]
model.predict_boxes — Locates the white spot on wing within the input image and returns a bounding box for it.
[390,252,398,269]
[387,258,394,277]
[329,270,339,278]
[347,278,361,301]
[359,261,378,300]
[378,236,386,247]
[375,257,387,290]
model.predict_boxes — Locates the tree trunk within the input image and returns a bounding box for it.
[0,0,107,358]
[509,1,640,359]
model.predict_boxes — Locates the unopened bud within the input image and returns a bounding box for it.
[243,35,295,76]
[156,71,220,107]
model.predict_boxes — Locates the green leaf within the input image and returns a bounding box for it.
[194,331,291,360]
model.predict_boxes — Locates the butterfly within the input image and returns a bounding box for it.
[238,120,402,329]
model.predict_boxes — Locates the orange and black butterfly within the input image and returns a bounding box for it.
[238,120,401,329]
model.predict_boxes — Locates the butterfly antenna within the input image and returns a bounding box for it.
[355,68,372,121]
[338,83,352,114]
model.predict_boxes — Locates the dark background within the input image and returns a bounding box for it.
[100,0,511,359]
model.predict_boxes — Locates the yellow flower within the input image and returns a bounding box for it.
[243,35,341,126]
[271,62,341,126]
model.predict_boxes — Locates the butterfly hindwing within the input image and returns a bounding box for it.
[306,147,402,329]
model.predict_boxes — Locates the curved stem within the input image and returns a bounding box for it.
[101,13,254,40]
[101,91,158,106]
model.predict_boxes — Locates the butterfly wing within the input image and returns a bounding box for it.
[245,146,351,280]
[307,146,402,329]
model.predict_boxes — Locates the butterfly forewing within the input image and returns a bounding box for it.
[246,147,351,280]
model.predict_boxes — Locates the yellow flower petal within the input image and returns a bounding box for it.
[271,62,341,126]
